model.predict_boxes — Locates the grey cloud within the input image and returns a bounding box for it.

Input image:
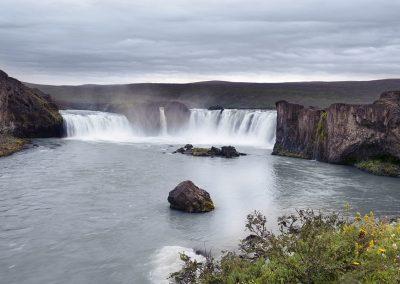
[0,0,399,84]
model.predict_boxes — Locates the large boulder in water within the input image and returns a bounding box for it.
[164,101,190,133]
[168,180,215,213]
[0,70,64,138]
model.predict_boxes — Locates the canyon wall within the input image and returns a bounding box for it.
[272,91,400,176]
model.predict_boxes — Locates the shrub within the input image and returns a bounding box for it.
[171,210,400,283]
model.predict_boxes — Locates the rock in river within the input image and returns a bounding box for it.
[168,180,215,213]
[174,144,246,158]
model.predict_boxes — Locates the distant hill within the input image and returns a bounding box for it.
[25,79,400,110]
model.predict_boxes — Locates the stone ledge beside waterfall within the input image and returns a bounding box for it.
[272,91,400,177]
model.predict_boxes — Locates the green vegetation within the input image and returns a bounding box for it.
[171,209,400,283]
[0,135,27,157]
[316,111,327,141]
[272,145,309,159]
[192,148,213,157]
[355,157,400,177]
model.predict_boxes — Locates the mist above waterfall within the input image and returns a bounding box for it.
[61,108,277,148]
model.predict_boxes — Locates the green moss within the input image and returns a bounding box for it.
[191,148,211,156]
[355,158,400,177]
[0,135,27,157]
[202,200,215,212]
[316,111,327,141]
[273,145,308,159]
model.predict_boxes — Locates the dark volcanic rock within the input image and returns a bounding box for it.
[168,180,215,213]
[164,101,190,133]
[173,144,246,158]
[0,70,64,138]
[272,91,400,176]
[208,105,224,111]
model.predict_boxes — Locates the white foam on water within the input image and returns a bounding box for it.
[149,245,206,284]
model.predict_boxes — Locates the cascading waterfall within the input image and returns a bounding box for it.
[61,110,135,141]
[159,107,168,136]
[61,108,277,148]
[187,109,276,147]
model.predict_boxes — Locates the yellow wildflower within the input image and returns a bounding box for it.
[378,248,386,253]
[352,261,360,266]
[368,240,375,248]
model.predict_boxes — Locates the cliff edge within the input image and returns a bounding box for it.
[272,91,400,177]
[0,70,64,157]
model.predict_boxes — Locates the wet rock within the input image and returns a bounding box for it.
[168,180,215,213]
[173,145,246,158]
[221,146,241,158]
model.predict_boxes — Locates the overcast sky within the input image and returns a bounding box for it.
[0,0,399,85]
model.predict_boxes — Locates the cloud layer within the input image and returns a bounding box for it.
[0,0,399,84]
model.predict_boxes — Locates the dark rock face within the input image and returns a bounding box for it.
[109,102,161,135]
[272,91,400,176]
[167,180,215,213]
[174,144,246,158]
[0,70,64,138]
[208,105,224,111]
[164,101,190,133]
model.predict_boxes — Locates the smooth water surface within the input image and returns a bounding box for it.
[0,139,399,283]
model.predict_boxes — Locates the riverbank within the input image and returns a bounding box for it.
[0,135,27,158]
[172,210,400,283]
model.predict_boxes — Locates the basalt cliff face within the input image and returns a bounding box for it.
[272,91,400,176]
[0,70,64,138]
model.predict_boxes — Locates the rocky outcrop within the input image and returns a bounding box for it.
[107,101,190,135]
[164,101,190,133]
[0,70,64,138]
[208,105,224,111]
[174,144,246,158]
[272,91,400,176]
[108,102,161,135]
[168,180,215,213]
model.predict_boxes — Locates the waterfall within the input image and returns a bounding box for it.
[159,107,168,135]
[61,110,135,142]
[61,109,277,148]
[186,109,276,148]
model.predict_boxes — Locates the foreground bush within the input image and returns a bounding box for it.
[171,210,400,283]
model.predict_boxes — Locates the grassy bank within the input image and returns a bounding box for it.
[171,209,400,283]
[355,158,400,177]
[0,135,27,157]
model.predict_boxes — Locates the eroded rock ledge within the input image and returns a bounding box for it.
[272,91,400,177]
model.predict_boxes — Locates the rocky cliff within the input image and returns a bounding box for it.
[272,91,400,177]
[0,70,64,139]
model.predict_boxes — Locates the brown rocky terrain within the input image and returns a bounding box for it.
[272,91,400,177]
[0,70,64,157]
[168,180,215,213]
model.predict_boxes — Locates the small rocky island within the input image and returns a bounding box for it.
[168,180,215,213]
[174,144,246,158]
[0,70,64,157]
[273,91,400,177]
